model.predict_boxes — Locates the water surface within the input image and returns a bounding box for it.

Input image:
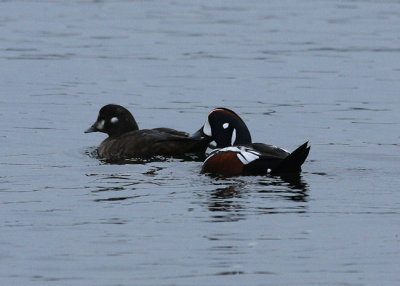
[1,1,399,285]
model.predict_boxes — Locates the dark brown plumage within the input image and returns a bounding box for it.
[85,104,209,160]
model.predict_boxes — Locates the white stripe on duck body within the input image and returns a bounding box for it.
[192,108,310,176]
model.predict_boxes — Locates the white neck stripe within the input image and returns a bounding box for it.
[231,128,236,145]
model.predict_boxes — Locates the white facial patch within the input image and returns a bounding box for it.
[96,119,105,130]
[222,123,229,129]
[203,118,212,137]
[111,117,119,124]
[231,128,236,145]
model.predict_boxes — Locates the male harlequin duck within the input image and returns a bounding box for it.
[192,108,310,176]
[85,104,210,160]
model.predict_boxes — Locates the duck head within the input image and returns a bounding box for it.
[85,104,139,137]
[191,108,252,148]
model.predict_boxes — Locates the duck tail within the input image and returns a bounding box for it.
[272,141,310,174]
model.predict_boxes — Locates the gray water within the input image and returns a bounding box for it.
[1,1,400,285]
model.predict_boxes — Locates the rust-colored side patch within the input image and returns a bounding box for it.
[202,152,244,176]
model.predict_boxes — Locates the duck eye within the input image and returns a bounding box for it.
[111,117,119,124]
[222,123,229,129]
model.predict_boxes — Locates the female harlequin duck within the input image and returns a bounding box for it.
[192,108,310,176]
[85,104,210,160]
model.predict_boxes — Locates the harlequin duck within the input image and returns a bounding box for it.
[192,108,310,176]
[85,104,210,160]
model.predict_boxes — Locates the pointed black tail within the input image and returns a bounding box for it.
[272,142,310,174]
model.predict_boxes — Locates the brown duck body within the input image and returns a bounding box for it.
[98,128,208,160]
[85,105,209,161]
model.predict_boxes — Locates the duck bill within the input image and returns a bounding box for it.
[84,124,98,133]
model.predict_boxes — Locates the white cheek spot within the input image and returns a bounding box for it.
[203,118,212,137]
[111,117,119,124]
[223,122,229,129]
[96,119,105,130]
[231,128,236,145]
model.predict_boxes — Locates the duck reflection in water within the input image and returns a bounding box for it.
[207,184,246,222]
[205,174,309,222]
[259,173,309,202]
